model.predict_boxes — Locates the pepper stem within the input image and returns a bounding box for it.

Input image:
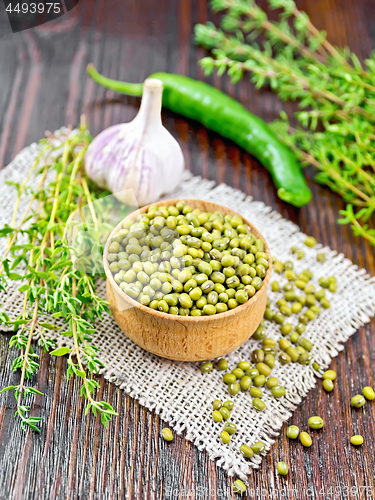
[86,64,143,97]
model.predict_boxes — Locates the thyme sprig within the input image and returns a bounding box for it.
[0,123,118,431]
[195,0,375,244]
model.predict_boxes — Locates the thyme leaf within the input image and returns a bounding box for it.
[195,0,375,244]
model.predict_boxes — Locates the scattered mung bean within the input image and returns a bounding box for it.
[286,425,300,439]
[363,387,375,400]
[351,395,366,408]
[266,377,279,389]
[219,407,231,420]
[212,410,223,422]
[299,431,312,447]
[224,422,237,435]
[304,236,317,247]
[217,358,228,371]
[223,400,234,411]
[221,431,231,444]
[351,435,364,446]
[323,379,334,392]
[277,462,289,476]
[271,385,286,398]
[233,480,247,494]
[250,387,263,398]
[162,428,174,442]
[323,370,336,380]
[200,362,213,373]
[240,444,254,458]
[251,441,266,454]
[213,399,222,410]
[308,416,324,429]
[252,398,266,411]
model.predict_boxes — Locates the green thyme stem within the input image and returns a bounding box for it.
[290,6,351,69]
[0,166,49,276]
[81,176,99,231]
[350,217,375,245]
[11,150,46,228]
[72,278,94,405]
[66,148,86,208]
[286,143,375,209]
[17,299,39,407]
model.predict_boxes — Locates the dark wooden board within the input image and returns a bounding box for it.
[1,0,375,498]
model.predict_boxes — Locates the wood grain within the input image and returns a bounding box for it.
[0,0,375,499]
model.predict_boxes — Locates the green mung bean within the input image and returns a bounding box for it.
[317,252,326,262]
[233,480,247,494]
[223,400,234,410]
[200,361,213,373]
[351,395,366,408]
[264,308,274,321]
[277,462,289,476]
[286,347,300,362]
[271,385,286,398]
[246,368,260,380]
[249,387,262,398]
[212,410,223,422]
[232,368,244,379]
[295,323,306,334]
[308,416,324,429]
[220,431,231,444]
[253,375,266,387]
[252,398,266,411]
[213,399,222,410]
[223,373,236,385]
[323,370,336,380]
[299,338,314,352]
[264,354,276,369]
[237,360,251,371]
[240,444,254,459]
[240,376,252,391]
[224,422,237,435]
[299,352,312,365]
[217,358,228,371]
[299,431,312,447]
[278,338,291,351]
[219,407,231,420]
[290,332,300,344]
[266,377,279,389]
[351,435,364,446]
[228,382,240,396]
[161,428,173,442]
[286,425,300,439]
[251,441,266,454]
[280,323,293,336]
[363,387,375,400]
[256,362,272,377]
[252,349,265,364]
[279,352,292,365]
[323,379,334,392]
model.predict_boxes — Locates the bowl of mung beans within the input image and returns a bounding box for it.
[104,199,272,361]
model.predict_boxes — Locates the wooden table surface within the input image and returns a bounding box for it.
[1,0,375,499]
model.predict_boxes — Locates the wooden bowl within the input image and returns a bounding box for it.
[104,199,272,362]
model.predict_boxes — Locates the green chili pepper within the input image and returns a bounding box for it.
[87,64,312,207]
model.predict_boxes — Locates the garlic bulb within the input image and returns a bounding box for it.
[85,78,184,206]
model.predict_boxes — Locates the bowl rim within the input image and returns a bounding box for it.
[103,198,272,323]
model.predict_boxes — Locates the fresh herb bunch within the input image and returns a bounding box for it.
[0,123,118,431]
[195,0,375,244]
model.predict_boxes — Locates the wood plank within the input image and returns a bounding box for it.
[0,0,375,498]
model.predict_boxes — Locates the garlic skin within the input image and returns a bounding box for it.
[85,78,184,206]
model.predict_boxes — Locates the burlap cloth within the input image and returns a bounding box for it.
[1,136,375,479]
